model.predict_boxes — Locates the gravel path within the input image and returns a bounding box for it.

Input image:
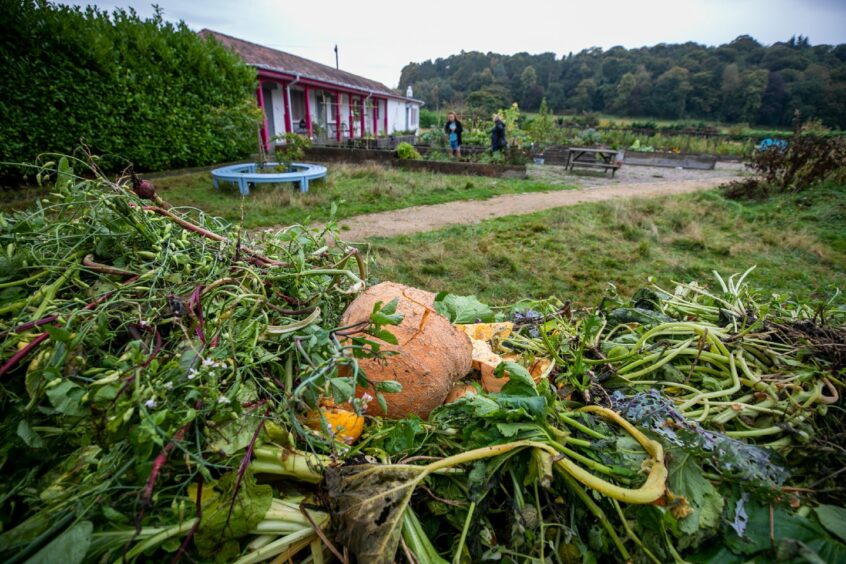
[333,162,744,241]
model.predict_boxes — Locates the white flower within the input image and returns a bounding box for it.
[361,392,374,405]
[144,399,157,409]
[217,396,231,405]
[187,368,199,380]
[202,357,216,368]
[164,381,174,390]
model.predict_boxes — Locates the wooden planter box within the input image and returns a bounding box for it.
[394,159,527,179]
[620,151,717,170]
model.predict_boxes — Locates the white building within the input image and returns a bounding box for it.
[200,30,423,148]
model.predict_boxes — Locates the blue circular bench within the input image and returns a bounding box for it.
[211,162,327,196]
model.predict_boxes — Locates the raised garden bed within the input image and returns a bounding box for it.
[395,158,527,179]
[621,151,717,170]
[303,146,527,179]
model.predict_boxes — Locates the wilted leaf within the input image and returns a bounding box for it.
[668,449,724,535]
[324,464,423,564]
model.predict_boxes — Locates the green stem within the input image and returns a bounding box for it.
[559,470,630,560]
[453,501,476,564]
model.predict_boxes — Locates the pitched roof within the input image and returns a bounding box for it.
[199,29,419,102]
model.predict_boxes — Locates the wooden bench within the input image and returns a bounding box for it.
[566,148,622,177]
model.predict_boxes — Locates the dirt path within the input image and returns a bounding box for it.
[336,176,733,241]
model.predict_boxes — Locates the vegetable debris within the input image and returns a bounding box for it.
[0,157,844,563]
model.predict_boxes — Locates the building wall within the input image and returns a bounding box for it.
[267,84,287,138]
[258,74,420,140]
[387,99,420,133]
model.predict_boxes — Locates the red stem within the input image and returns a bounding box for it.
[0,332,50,377]
[171,474,203,564]
[225,408,269,528]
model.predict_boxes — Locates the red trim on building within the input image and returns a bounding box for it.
[360,97,366,138]
[335,91,342,142]
[256,82,269,150]
[304,85,312,137]
[255,68,419,103]
[348,95,354,140]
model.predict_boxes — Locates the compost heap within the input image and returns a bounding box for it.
[1,160,845,564]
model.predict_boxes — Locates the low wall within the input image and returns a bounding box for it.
[395,159,527,179]
[304,146,395,164]
[305,146,527,178]
[618,151,717,170]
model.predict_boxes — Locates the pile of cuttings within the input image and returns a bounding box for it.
[0,157,845,563]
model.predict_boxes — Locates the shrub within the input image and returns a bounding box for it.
[0,2,259,182]
[272,133,311,166]
[723,117,846,199]
[396,142,421,160]
[419,109,441,129]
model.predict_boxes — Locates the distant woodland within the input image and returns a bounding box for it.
[398,36,846,127]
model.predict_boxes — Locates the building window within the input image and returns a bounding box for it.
[410,107,418,127]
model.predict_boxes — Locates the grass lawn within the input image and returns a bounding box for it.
[153,163,572,229]
[370,182,846,307]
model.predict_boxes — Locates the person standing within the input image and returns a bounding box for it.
[444,112,463,157]
[491,114,507,153]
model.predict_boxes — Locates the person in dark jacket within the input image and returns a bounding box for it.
[444,112,463,157]
[491,114,507,153]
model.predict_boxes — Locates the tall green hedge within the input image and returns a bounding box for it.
[0,1,260,181]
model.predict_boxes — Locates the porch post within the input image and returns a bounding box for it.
[348,95,354,140]
[360,97,366,138]
[335,91,342,142]
[383,99,388,134]
[256,81,269,150]
[282,82,292,133]
[304,85,312,138]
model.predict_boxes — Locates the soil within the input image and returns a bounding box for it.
[333,162,746,241]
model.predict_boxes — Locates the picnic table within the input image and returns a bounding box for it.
[566,147,622,177]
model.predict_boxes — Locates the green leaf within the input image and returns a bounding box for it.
[17,420,45,449]
[496,362,537,396]
[46,380,87,416]
[44,325,72,343]
[207,415,260,456]
[25,520,92,564]
[433,292,495,323]
[370,327,399,345]
[814,505,846,544]
[371,299,403,326]
[194,470,272,562]
[667,449,724,535]
[375,380,403,394]
[724,501,846,562]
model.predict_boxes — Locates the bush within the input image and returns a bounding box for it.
[272,133,311,166]
[396,142,421,160]
[723,118,846,199]
[0,2,259,182]
[419,109,441,129]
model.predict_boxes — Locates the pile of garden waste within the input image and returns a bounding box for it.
[1,158,845,564]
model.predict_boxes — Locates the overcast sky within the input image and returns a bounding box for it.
[70,0,846,88]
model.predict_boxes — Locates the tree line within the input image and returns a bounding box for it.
[398,35,846,128]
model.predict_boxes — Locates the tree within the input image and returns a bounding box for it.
[611,72,636,115]
[653,66,691,118]
[569,79,596,112]
[756,71,788,125]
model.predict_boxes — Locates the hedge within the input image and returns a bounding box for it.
[0,1,260,182]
